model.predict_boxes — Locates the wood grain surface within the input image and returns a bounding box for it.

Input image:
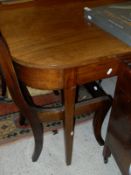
[0,0,130,69]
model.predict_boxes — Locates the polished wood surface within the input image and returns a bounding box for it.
[0,0,130,91]
[0,0,130,166]
[0,0,130,69]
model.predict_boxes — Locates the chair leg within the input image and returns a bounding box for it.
[13,88,44,161]
[17,82,44,161]
[19,113,26,126]
[103,144,111,163]
[64,86,76,165]
[0,34,43,162]
[93,96,112,145]
[31,122,43,161]
[9,88,43,161]
[5,79,43,161]
[0,67,6,97]
[18,81,36,126]
[19,80,36,106]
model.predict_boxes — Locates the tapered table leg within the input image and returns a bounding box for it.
[64,86,76,165]
[63,69,76,165]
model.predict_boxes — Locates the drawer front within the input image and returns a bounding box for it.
[77,60,119,85]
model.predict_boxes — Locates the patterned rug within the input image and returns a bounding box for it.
[0,85,94,145]
[0,112,93,146]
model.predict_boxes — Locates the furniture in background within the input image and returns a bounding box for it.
[103,60,131,175]
[0,0,130,166]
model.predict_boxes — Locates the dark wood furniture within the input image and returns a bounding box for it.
[0,30,112,165]
[103,61,131,175]
[0,0,130,166]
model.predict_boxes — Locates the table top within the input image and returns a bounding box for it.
[0,0,131,69]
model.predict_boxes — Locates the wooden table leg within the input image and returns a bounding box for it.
[63,69,76,165]
[64,86,76,165]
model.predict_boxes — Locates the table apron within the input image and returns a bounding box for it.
[14,60,119,90]
[76,60,119,85]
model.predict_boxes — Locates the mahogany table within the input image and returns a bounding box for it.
[0,0,131,166]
